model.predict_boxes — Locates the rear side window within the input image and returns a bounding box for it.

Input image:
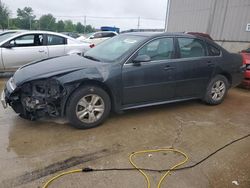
[47,35,66,45]
[101,32,116,38]
[93,33,102,38]
[178,38,206,58]
[208,44,221,56]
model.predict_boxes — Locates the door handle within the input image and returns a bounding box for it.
[207,61,215,67]
[164,65,175,70]
[38,50,45,53]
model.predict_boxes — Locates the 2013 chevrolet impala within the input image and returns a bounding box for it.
[1,32,244,129]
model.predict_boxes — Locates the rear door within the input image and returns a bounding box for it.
[122,37,177,105]
[1,34,48,69]
[46,34,66,57]
[174,37,216,98]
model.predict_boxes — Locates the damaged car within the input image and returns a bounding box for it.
[1,32,245,129]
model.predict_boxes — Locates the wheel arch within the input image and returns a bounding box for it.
[219,72,232,87]
[62,79,115,116]
[212,66,232,87]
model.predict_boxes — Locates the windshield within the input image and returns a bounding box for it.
[0,32,17,43]
[84,34,146,62]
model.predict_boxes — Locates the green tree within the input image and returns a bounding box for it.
[85,25,96,33]
[39,14,56,31]
[32,19,40,30]
[7,18,18,29]
[75,22,84,33]
[64,20,74,32]
[57,20,65,32]
[16,7,36,29]
[0,0,10,29]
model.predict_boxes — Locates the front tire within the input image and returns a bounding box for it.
[66,86,111,129]
[204,75,229,105]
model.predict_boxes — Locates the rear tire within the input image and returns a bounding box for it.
[66,86,111,129]
[204,75,229,105]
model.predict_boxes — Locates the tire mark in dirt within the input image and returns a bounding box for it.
[2,147,120,187]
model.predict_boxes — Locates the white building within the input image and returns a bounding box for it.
[167,0,250,52]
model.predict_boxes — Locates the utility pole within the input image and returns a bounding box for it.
[7,17,9,29]
[29,17,32,30]
[84,16,86,33]
[137,16,140,30]
[164,0,171,32]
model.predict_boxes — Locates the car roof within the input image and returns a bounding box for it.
[122,32,215,42]
[0,30,83,45]
[95,31,118,34]
[123,32,198,37]
[15,30,72,37]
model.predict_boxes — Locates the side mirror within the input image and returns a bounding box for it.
[133,55,151,65]
[89,36,94,39]
[2,42,15,49]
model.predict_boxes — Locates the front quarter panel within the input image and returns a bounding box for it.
[56,62,123,114]
[56,67,105,85]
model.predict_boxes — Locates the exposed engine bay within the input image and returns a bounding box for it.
[9,79,65,120]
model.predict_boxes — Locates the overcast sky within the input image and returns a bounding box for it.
[3,0,167,31]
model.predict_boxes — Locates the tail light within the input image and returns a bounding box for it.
[241,53,250,65]
[89,44,95,48]
[241,53,246,65]
[241,53,250,71]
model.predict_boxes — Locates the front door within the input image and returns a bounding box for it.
[122,37,176,105]
[1,34,48,70]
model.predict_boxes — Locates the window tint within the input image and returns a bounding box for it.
[208,44,221,56]
[101,32,116,38]
[93,33,102,38]
[9,34,44,47]
[178,38,206,58]
[47,35,66,45]
[137,38,174,61]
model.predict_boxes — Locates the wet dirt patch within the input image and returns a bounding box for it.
[2,148,117,187]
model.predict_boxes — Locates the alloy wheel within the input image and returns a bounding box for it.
[211,80,226,101]
[76,94,105,123]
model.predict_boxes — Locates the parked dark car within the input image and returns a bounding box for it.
[1,32,244,129]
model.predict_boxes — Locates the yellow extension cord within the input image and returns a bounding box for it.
[129,148,188,188]
[42,148,188,188]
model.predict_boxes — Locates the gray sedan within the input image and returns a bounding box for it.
[0,30,91,72]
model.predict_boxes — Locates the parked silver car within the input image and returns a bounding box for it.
[0,31,91,72]
[77,31,118,45]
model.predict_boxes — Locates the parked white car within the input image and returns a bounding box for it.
[0,30,91,72]
[77,31,118,45]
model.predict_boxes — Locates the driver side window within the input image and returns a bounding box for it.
[9,34,44,47]
[137,37,174,61]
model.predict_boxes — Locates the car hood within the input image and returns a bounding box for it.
[13,55,100,86]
